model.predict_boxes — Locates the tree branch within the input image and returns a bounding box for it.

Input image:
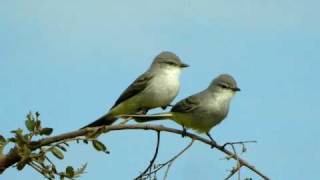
[135,131,160,180]
[0,124,270,179]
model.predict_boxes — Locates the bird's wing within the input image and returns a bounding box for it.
[171,93,201,113]
[111,72,154,109]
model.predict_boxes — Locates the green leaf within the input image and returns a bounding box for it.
[0,135,6,144]
[76,163,87,175]
[15,131,28,145]
[92,140,109,154]
[65,166,75,178]
[24,134,31,141]
[57,144,67,152]
[16,161,27,171]
[51,147,64,160]
[0,135,6,155]
[40,128,53,136]
[16,156,29,171]
[8,137,17,143]
[34,120,41,132]
[35,111,40,118]
[52,164,57,174]
[11,128,23,135]
[25,118,35,132]
[26,112,34,121]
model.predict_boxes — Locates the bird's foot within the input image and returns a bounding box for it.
[136,109,148,115]
[181,127,187,138]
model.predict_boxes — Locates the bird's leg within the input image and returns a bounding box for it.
[206,132,217,148]
[181,125,187,138]
[136,108,149,115]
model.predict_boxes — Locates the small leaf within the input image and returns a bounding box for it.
[35,112,40,118]
[75,163,87,175]
[11,129,23,135]
[34,153,45,164]
[16,161,27,171]
[52,164,57,174]
[8,137,17,143]
[34,120,41,132]
[242,146,247,153]
[0,135,6,144]
[40,128,53,136]
[65,166,75,177]
[92,140,109,154]
[57,144,67,152]
[26,112,34,121]
[16,156,29,170]
[0,135,6,154]
[25,118,35,132]
[24,134,31,141]
[51,147,64,160]
[15,131,28,145]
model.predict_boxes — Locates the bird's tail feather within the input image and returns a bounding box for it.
[81,114,117,129]
[119,112,173,123]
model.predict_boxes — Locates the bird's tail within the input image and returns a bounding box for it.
[119,112,173,123]
[81,114,117,129]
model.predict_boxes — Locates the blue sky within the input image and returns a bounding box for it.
[1,0,319,179]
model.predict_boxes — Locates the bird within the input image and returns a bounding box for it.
[81,51,189,128]
[124,74,240,144]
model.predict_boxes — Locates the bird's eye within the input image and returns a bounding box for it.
[220,84,228,89]
[166,62,176,66]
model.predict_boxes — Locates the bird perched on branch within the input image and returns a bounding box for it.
[122,74,240,144]
[82,51,189,128]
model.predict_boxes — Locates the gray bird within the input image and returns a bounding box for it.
[124,74,240,144]
[82,51,189,128]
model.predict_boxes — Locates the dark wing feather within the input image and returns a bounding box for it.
[171,94,201,113]
[111,73,154,109]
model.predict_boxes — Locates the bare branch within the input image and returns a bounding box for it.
[140,139,195,179]
[225,144,242,180]
[163,139,194,179]
[0,124,270,179]
[135,131,161,180]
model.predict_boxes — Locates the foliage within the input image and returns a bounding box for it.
[0,112,108,180]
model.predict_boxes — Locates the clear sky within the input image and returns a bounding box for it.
[1,0,319,179]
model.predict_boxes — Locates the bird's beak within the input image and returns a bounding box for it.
[232,87,241,92]
[179,62,189,68]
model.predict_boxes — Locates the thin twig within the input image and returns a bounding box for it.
[135,131,161,180]
[163,139,194,180]
[141,139,195,178]
[28,162,52,179]
[225,144,242,180]
[223,141,257,149]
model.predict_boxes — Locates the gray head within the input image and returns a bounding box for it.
[209,74,240,92]
[151,51,189,69]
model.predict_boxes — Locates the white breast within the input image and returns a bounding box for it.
[143,67,181,107]
[209,89,235,112]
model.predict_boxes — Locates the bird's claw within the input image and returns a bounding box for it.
[181,127,187,138]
